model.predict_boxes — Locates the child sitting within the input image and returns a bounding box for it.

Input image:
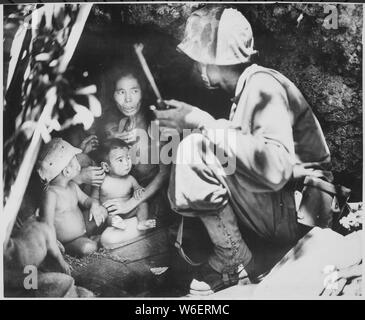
[94,138,156,232]
[37,138,108,257]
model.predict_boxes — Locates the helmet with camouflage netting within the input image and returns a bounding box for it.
[177,6,257,65]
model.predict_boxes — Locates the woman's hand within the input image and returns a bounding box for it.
[80,135,99,154]
[78,166,105,187]
[103,198,139,215]
[89,201,108,227]
[112,130,137,144]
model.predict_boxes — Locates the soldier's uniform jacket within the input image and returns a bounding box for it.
[200,63,331,240]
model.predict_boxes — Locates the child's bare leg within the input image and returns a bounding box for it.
[64,236,97,258]
[46,228,71,275]
[135,202,156,231]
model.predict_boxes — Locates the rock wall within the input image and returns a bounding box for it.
[242,4,362,199]
[115,3,362,200]
[81,3,362,199]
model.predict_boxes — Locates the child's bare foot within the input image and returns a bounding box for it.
[137,219,156,231]
[111,216,126,230]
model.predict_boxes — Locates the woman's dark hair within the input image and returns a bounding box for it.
[99,61,148,111]
[98,60,154,123]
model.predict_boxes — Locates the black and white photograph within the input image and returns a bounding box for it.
[1,2,363,300]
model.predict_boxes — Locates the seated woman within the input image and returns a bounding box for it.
[96,63,171,248]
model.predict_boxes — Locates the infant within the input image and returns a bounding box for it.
[94,138,156,231]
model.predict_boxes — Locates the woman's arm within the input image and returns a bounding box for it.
[139,163,170,202]
[72,182,107,226]
[73,166,106,187]
[103,164,170,215]
[90,186,101,201]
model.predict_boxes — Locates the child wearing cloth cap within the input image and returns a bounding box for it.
[37,138,108,257]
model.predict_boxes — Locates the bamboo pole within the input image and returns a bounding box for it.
[6,22,27,90]
[58,4,92,74]
[2,4,93,250]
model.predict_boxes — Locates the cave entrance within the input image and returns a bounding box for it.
[69,7,232,124]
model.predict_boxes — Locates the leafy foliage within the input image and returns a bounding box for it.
[3,4,100,203]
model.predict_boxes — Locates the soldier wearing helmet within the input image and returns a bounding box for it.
[152,6,331,295]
